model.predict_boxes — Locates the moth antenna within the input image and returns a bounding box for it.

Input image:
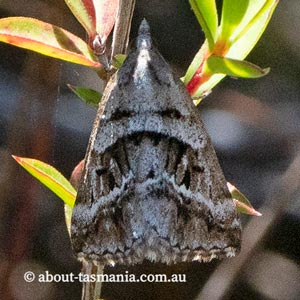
[137,19,152,50]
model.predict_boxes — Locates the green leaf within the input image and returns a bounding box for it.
[184,42,225,99]
[190,73,226,101]
[227,182,262,216]
[234,199,262,216]
[64,0,96,38]
[65,203,72,235]
[220,0,250,41]
[189,0,218,50]
[68,84,101,106]
[183,40,209,84]
[0,17,101,68]
[12,155,76,208]
[112,54,126,69]
[185,0,278,99]
[227,0,279,59]
[205,55,269,78]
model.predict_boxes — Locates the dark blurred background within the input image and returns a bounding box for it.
[1,1,300,300]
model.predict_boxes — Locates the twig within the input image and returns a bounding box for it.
[111,0,136,58]
[80,1,136,300]
[81,261,104,300]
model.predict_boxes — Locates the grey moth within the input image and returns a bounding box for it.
[71,20,241,266]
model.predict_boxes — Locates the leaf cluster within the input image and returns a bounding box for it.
[1,0,279,219]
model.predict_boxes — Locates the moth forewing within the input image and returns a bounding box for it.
[71,19,241,266]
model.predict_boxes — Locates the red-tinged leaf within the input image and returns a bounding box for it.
[70,159,85,190]
[234,199,262,216]
[65,204,72,235]
[185,0,278,100]
[184,42,224,99]
[227,182,262,216]
[205,55,270,78]
[185,44,270,100]
[184,41,209,84]
[64,0,96,37]
[12,155,76,208]
[0,17,101,68]
[94,0,119,40]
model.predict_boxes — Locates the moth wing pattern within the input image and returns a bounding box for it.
[71,20,241,266]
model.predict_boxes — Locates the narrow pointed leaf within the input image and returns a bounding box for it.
[64,0,96,37]
[185,0,278,99]
[227,182,262,216]
[189,73,225,100]
[186,48,270,99]
[65,204,72,235]
[68,84,101,106]
[112,53,126,69]
[184,40,209,84]
[220,0,250,41]
[206,56,269,78]
[227,0,279,59]
[0,17,101,67]
[234,199,262,216]
[94,0,119,40]
[184,42,225,98]
[12,156,76,208]
[70,159,85,191]
[189,0,218,50]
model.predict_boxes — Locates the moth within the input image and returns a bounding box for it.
[71,20,241,266]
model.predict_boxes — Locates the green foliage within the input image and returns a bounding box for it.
[0,17,101,67]
[2,0,276,216]
[64,0,119,44]
[68,84,102,106]
[12,156,261,217]
[185,0,278,102]
[189,0,218,50]
[227,183,262,216]
[205,56,270,78]
[0,1,278,101]
[112,54,127,69]
[12,156,76,208]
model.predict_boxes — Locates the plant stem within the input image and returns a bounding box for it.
[111,0,136,58]
[81,261,104,300]
[80,2,136,299]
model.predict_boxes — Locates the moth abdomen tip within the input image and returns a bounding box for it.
[137,19,152,50]
[139,18,150,34]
